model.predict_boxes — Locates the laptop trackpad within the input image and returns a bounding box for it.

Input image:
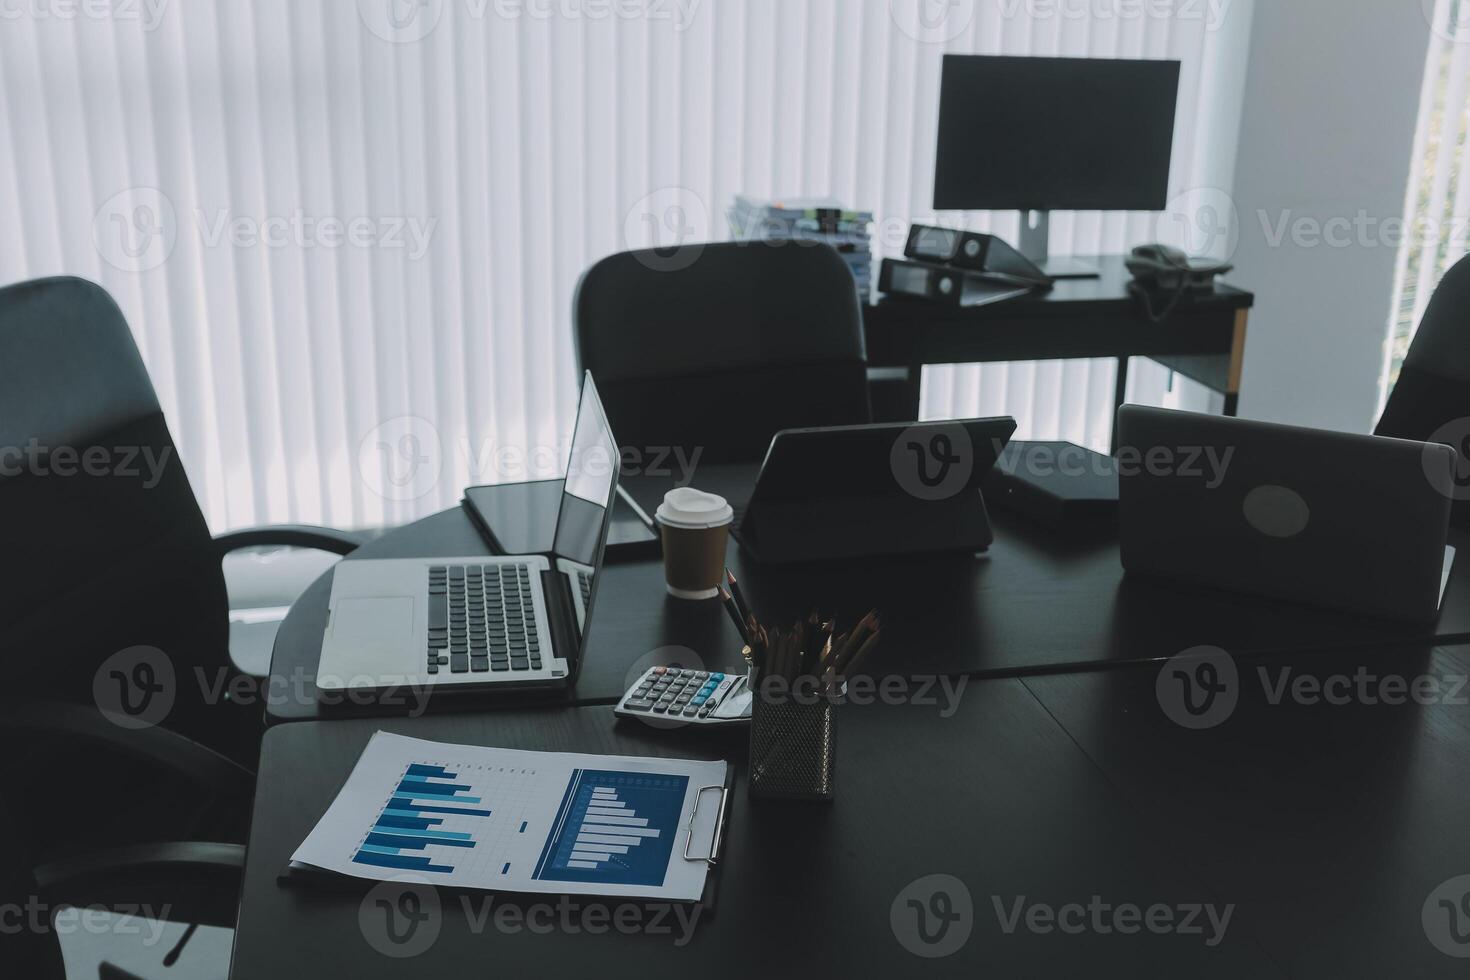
[334,597,415,649]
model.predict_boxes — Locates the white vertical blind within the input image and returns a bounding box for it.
[1,0,1253,530]
[1383,0,1470,400]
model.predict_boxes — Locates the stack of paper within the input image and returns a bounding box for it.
[728,194,875,303]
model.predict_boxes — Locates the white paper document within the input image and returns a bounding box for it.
[291,732,728,902]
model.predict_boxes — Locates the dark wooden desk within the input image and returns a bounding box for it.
[1023,642,1470,976]
[229,689,1276,978]
[865,255,1254,422]
[266,469,1470,724]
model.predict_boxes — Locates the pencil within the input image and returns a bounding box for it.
[719,587,751,646]
[830,611,876,673]
[725,569,754,626]
[835,618,881,676]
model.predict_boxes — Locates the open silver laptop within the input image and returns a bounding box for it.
[317,373,618,693]
[1117,405,1458,624]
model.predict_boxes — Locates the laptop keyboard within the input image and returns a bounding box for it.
[426,563,541,676]
[577,570,592,605]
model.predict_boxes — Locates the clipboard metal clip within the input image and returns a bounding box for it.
[682,783,729,867]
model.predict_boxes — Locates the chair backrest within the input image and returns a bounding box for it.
[0,277,232,748]
[574,242,871,465]
[1376,253,1470,526]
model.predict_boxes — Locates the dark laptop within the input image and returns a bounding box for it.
[1117,405,1458,623]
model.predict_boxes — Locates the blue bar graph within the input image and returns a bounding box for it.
[353,763,491,875]
[375,815,443,831]
[353,852,456,873]
[397,780,471,798]
[532,770,688,887]
[389,798,493,817]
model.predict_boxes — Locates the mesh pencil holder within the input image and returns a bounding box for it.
[747,685,837,802]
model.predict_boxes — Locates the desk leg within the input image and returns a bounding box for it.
[1110,355,1130,452]
[1224,309,1248,417]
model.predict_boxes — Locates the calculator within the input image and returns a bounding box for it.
[613,666,753,726]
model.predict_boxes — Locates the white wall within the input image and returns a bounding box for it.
[1228,2,1432,432]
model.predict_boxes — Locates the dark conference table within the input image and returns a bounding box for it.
[232,682,1269,977]
[248,469,1470,973]
[231,643,1470,976]
[265,468,1470,724]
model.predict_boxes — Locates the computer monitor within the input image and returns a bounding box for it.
[932,55,1181,278]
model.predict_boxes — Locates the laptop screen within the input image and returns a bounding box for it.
[553,372,620,566]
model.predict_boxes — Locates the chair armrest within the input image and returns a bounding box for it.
[35,843,245,929]
[0,700,254,797]
[214,524,368,556]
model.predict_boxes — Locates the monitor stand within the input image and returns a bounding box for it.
[1017,210,1101,280]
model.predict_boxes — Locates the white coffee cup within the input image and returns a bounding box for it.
[654,487,734,600]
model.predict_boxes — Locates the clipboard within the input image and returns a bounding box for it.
[278,766,734,915]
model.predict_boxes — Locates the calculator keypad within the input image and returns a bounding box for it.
[619,666,738,722]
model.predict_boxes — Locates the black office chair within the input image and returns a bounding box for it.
[1377,253,1470,527]
[0,276,364,854]
[0,791,241,979]
[574,241,871,465]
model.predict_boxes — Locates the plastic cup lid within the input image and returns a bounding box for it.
[655,486,734,529]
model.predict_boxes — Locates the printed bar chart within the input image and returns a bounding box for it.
[352,763,492,873]
[533,770,688,887]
